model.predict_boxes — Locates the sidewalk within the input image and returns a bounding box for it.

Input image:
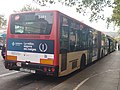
[0,50,4,61]
[51,51,120,90]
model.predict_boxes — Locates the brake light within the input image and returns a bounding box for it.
[44,67,47,72]
[51,67,55,72]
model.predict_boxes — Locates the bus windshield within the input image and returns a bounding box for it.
[10,12,53,34]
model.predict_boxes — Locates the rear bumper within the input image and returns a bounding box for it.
[4,60,58,77]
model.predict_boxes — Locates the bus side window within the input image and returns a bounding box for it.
[60,16,70,53]
[75,30,80,50]
[60,26,69,52]
[81,30,88,49]
[92,31,98,48]
[88,30,93,48]
[69,28,76,51]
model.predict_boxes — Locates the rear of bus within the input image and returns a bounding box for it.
[5,11,59,77]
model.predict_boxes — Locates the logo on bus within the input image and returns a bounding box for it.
[15,15,20,21]
[12,42,15,46]
[39,43,48,52]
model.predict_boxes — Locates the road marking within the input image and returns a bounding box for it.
[0,71,19,78]
[73,69,120,90]
[73,77,89,90]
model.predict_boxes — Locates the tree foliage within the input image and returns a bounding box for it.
[14,4,40,12]
[0,15,7,28]
[111,0,120,26]
[33,0,113,21]
[108,0,120,35]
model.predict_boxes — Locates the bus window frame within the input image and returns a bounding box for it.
[10,12,54,35]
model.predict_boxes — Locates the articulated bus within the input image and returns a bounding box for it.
[5,10,116,77]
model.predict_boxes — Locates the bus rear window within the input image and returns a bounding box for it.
[10,12,53,34]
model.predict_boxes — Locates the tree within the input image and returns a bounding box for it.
[107,0,120,42]
[111,0,120,26]
[33,0,120,39]
[14,4,40,12]
[33,0,113,21]
[0,15,7,28]
[109,0,120,36]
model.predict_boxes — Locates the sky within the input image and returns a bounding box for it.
[0,0,117,32]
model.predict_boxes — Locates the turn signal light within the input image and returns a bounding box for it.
[40,59,53,65]
[7,55,17,60]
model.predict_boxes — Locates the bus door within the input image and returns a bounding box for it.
[87,29,93,64]
[97,32,101,59]
[59,16,69,71]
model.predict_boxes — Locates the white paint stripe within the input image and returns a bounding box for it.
[7,51,54,63]
[0,71,19,78]
[73,78,89,90]
[73,69,120,90]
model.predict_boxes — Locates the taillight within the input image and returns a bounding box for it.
[44,67,47,72]
[48,68,51,72]
[43,67,55,72]
[51,67,55,72]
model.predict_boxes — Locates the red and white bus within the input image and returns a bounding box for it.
[5,10,116,77]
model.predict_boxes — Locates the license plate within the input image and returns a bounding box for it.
[20,68,35,73]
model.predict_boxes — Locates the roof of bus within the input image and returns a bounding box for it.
[11,10,113,38]
[57,11,114,39]
[11,10,59,15]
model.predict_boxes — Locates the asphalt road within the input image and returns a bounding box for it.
[0,51,119,90]
[0,50,13,75]
[0,51,68,90]
[51,51,120,90]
